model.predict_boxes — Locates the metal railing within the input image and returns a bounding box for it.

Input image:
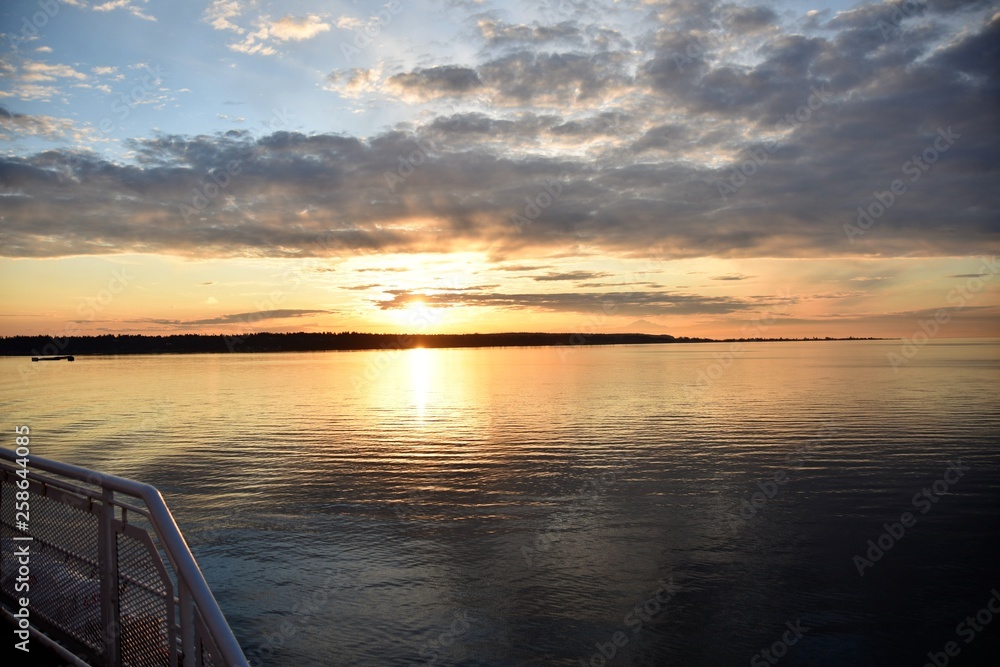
[0,448,249,667]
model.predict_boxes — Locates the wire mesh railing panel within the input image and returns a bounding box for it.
[0,451,249,667]
[0,480,104,653]
[117,529,174,667]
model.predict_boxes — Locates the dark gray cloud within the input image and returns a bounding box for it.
[477,19,631,51]
[478,20,586,48]
[476,50,633,103]
[720,4,779,33]
[551,111,630,136]
[382,50,633,104]
[386,66,483,99]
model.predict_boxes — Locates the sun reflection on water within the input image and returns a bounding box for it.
[409,347,432,420]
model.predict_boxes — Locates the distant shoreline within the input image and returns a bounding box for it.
[0,332,894,357]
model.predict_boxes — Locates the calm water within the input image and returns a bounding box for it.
[2,340,999,666]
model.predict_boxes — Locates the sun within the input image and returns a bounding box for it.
[388,297,445,331]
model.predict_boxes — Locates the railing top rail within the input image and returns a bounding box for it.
[0,447,250,667]
[0,460,153,522]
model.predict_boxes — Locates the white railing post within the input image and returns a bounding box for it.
[180,581,196,667]
[98,487,121,666]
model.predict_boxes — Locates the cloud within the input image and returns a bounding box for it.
[496,264,550,272]
[204,0,242,32]
[374,289,759,316]
[710,274,752,281]
[92,0,156,22]
[720,4,779,33]
[335,16,362,30]
[476,20,632,51]
[0,106,87,142]
[325,66,385,98]
[347,49,634,106]
[0,58,89,101]
[130,309,333,327]
[21,61,88,83]
[476,50,633,105]
[386,66,484,100]
[577,281,659,288]
[477,19,586,47]
[267,15,331,41]
[203,6,330,55]
[533,271,613,281]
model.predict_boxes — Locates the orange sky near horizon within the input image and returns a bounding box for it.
[2,253,997,340]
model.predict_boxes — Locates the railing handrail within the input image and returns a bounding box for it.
[0,447,249,667]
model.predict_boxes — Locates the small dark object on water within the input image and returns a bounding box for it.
[31,355,74,362]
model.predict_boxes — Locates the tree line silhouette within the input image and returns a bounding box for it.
[0,332,886,357]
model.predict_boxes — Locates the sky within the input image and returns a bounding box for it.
[0,0,998,339]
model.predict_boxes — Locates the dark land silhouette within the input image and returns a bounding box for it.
[0,332,888,357]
